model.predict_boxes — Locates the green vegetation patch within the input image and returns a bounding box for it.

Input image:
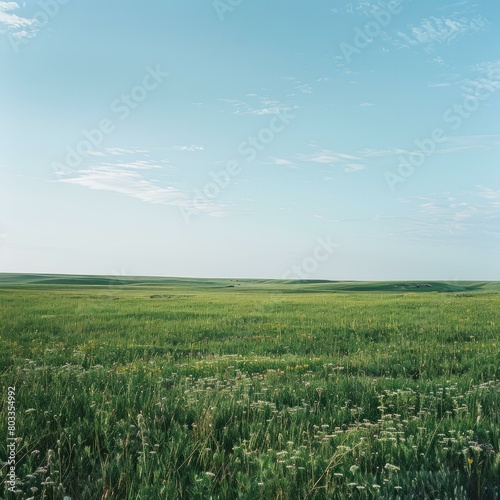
[0,277,499,498]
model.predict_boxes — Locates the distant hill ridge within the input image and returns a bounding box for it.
[0,273,498,293]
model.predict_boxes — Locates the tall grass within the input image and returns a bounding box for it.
[1,284,499,498]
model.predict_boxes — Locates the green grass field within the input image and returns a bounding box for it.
[1,274,499,499]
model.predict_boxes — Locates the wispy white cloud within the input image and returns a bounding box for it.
[269,157,298,168]
[294,133,500,177]
[472,60,500,81]
[344,164,366,173]
[461,59,500,100]
[357,134,500,161]
[389,189,500,243]
[293,147,368,174]
[331,0,399,17]
[87,147,150,157]
[439,135,500,154]
[219,93,298,116]
[427,82,452,88]
[55,152,231,217]
[478,185,500,200]
[395,14,490,51]
[298,149,362,165]
[0,2,37,39]
[59,167,180,204]
[173,145,205,152]
[333,55,360,80]
[358,147,410,158]
[437,1,469,10]
[283,76,314,96]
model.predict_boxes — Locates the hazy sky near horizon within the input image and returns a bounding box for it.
[1,0,499,280]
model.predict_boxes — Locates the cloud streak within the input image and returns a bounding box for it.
[219,93,299,116]
[286,132,500,177]
[395,14,490,50]
[296,149,366,173]
[173,145,205,152]
[0,2,37,39]
[390,189,500,243]
[55,153,231,217]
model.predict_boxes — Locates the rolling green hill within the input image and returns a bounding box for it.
[0,272,498,294]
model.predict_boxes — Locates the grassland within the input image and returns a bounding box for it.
[0,274,499,499]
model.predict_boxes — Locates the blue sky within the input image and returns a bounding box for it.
[1,0,499,280]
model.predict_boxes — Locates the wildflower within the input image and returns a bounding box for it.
[384,463,400,471]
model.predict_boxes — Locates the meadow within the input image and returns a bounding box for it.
[0,274,499,499]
